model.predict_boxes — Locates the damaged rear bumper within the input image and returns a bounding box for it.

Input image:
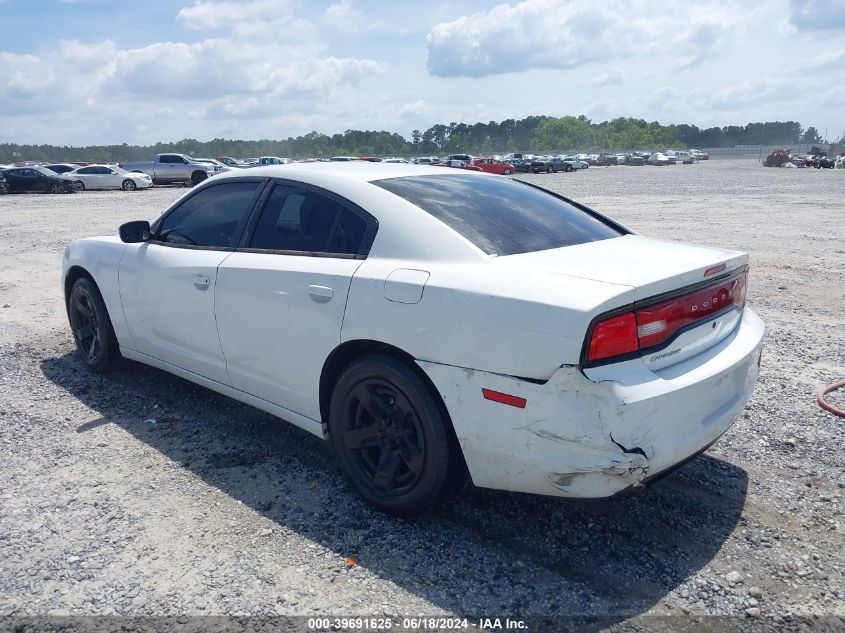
[417,307,764,499]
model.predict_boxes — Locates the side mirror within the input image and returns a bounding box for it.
[119,220,151,243]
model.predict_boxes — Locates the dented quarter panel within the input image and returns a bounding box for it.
[418,307,764,498]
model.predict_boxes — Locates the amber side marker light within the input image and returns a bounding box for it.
[482,388,527,409]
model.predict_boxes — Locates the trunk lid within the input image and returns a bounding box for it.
[500,234,747,301]
[500,235,749,369]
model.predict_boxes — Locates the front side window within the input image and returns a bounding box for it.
[375,174,624,256]
[248,185,369,256]
[155,181,261,248]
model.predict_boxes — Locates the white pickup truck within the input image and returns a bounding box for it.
[120,153,218,185]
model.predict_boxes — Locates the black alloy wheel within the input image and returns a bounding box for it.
[68,277,117,372]
[330,355,457,516]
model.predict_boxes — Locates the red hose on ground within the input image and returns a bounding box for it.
[818,380,845,418]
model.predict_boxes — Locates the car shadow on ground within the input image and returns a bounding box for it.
[41,350,748,624]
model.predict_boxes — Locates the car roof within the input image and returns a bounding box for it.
[211,161,492,184]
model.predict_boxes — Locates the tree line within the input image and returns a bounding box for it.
[0,117,828,164]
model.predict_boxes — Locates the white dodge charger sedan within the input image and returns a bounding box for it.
[62,163,764,515]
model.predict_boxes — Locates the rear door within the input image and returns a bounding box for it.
[119,179,265,383]
[74,166,98,188]
[215,181,376,421]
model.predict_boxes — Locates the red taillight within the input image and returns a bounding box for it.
[586,271,747,364]
[635,272,746,349]
[587,312,638,362]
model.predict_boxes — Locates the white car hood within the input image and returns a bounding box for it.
[499,235,747,301]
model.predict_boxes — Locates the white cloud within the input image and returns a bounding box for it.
[398,100,431,119]
[426,0,743,78]
[807,49,845,70]
[0,2,386,144]
[323,1,380,33]
[177,0,314,40]
[591,68,625,86]
[704,78,790,111]
[789,0,845,31]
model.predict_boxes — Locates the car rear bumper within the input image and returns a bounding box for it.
[418,307,764,498]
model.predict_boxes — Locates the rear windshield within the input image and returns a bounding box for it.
[375,174,624,256]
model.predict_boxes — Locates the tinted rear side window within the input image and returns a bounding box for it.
[376,174,624,256]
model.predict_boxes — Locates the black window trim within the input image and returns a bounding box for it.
[236,177,379,260]
[517,179,633,236]
[148,178,271,251]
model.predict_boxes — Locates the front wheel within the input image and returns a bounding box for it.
[68,277,118,372]
[329,355,456,516]
[547,166,553,173]
[191,171,208,185]
[49,183,63,194]
[122,179,137,191]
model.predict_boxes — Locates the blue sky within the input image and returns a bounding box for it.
[1,0,843,145]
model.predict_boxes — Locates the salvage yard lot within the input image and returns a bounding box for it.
[0,159,843,623]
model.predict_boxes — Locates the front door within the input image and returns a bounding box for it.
[119,180,265,383]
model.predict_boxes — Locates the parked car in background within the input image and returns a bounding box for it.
[216,157,245,168]
[472,157,516,175]
[383,158,409,164]
[447,154,473,163]
[62,163,764,515]
[330,156,359,162]
[510,158,533,173]
[2,166,81,193]
[530,157,573,173]
[43,163,84,174]
[561,156,589,169]
[69,165,152,191]
[411,157,439,165]
[255,156,291,166]
[690,149,710,160]
[624,154,646,166]
[121,154,216,185]
[433,160,483,171]
[194,158,234,173]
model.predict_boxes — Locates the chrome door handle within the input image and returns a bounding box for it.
[308,285,334,299]
[193,274,210,289]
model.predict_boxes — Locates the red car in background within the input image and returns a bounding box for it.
[471,157,516,175]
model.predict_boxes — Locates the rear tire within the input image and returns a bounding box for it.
[547,166,553,173]
[329,355,456,516]
[191,171,208,185]
[49,183,63,194]
[503,168,511,175]
[67,277,118,372]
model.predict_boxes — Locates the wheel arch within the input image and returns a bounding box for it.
[320,340,465,452]
[64,265,99,310]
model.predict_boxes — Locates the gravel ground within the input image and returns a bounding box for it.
[0,160,843,630]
